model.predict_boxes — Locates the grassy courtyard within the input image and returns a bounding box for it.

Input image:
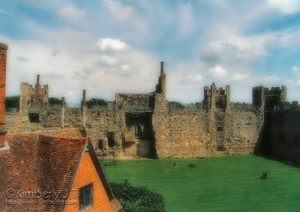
[101,155,300,211]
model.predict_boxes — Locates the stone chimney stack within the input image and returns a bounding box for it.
[61,97,65,129]
[82,89,87,107]
[225,85,231,110]
[0,43,8,148]
[156,61,167,96]
[82,89,87,128]
[160,61,164,74]
[36,74,40,87]
[35,74,42,95]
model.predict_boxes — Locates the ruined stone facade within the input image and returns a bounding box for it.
[252,86,287,110]
[5,59,300,161]
[203,83,230,110]
[20,74,49,115]
[5,62,264,159]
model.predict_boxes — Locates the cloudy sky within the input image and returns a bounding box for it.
[1,0,300,104]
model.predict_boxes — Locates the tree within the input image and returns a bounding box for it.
[48,97,61,105]
[5,96,19,108]
[86,98,108,108]
[168,101,185,109]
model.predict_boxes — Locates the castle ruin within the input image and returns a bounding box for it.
[4,59,300,162]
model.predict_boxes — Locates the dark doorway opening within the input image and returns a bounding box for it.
[28,113,40,123]
[107,132,116,148]
[125,112,157,158]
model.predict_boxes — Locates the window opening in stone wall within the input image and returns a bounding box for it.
[79,184,93,209]
[107,132,116,148]
[216,99,225,109]
[28,113,40,123]
[98,139,104,151]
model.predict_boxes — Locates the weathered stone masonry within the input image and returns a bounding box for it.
[7,61,268,159]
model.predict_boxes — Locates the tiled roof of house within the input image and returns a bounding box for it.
[0,129,120,211]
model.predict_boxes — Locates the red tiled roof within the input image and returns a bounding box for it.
[0,132,87,211]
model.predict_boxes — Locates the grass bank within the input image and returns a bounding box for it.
[102,155,300,211]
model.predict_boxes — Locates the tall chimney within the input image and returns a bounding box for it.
[160,61,164,74]
[0,43,8,148]
[82,89,87,107]
[35,74,41,95]
[61,97,65,129]
[36,74,40,87]
[82,89,87,128]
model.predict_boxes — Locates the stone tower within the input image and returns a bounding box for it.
[0,43,8,148]
[252,86,287,110]
[154,61,167,112]
[203,83,230,110]
[19,75,49,113]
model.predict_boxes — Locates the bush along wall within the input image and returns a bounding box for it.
[109,183,165,212]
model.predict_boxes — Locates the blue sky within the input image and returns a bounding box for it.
[1,0,300,104]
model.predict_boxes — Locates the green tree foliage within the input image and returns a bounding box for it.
[168,101,185,109]
[5,96,19,108]
[48,97,61,105]
[109,183,165,212]
[86,98,108,108]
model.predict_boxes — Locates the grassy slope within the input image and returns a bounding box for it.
[102,155,300,212]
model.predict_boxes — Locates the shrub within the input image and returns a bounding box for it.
[86,98,108,108]
[48,97,61,105]
[109,182,165,212]
[5,96,19,108]
[168,101,184,109]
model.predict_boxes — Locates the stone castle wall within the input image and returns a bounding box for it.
[261,111,300,163]
[152,109,263,158]
[5,104,263,159]
[6,60,299,161]
[152,109,212,158]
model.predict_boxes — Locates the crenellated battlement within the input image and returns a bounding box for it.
[203,83,230,110]
[20,74,49,113]
[252,85,287,110]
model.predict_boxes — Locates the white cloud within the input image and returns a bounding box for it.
[104,0,150,38]
[105,0,134,20]
[51,48,61,57]
[208,65,227,78]
[58,5,86,22]
[266,0,300,14]
[17,56,30,63]
[96,38,129,51]
[99,55,118,65]
[205,28,270,61]
[232,74,249,81]
[181,73,203,84]
[178,3,195,36]
[253,75,281,85]
[292,66,300,75]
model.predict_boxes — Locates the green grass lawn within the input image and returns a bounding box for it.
[101,155,300,212]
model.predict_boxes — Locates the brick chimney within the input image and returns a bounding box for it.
[0,43,8,148]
